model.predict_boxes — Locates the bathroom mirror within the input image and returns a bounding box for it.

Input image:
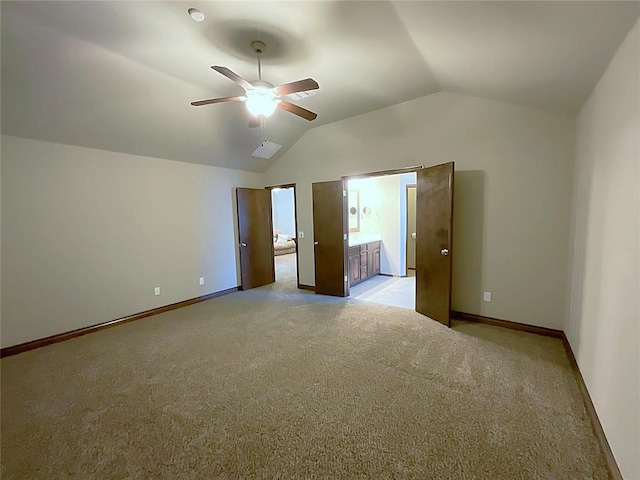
[348,189,360,232]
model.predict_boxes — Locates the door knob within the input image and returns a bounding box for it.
[241,242,247,247]
[314,241,319,246]
[441,248,449,256]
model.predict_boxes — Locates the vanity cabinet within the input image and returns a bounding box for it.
[348,241,381,287]
[348,252,361,285]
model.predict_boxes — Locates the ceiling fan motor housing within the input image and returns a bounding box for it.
[251,80,275,89]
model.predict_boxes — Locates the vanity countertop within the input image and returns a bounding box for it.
[348,233,382,247]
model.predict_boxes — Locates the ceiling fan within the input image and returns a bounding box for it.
[191,41,319,127]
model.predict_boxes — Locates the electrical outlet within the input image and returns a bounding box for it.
[483,291,491,302]
[298,231,305,239]
[199,277,205,286]
[154,287,161,296]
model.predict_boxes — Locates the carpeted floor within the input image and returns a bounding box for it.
[1,262,609,479]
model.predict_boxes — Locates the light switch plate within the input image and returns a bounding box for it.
[154,287,161,296]
[483,292,491,302]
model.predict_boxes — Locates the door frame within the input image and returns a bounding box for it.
[405,183,417,277]
[265,183,301,289]
[341,165,424,297]
[342,165,425,181]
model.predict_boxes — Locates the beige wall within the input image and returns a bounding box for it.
[264,91,576,329]
[1,135,261,348]
[565,20,639,479]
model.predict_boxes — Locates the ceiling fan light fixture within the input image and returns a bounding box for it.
[245,87,280,118]
[246,97,278,117]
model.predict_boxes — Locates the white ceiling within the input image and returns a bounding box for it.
[2,1,638,172]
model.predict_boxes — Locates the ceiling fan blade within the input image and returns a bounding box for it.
[212,66,254,91]
[274,78,319,96]
[277,101,318,121]
[191,96,245,107]
[248,117,261,128]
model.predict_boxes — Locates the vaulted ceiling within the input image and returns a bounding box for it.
[2,1,638,172]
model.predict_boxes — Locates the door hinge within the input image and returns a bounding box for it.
[344,234,347,240]
[344,275,348,282]
[343,190,347,197]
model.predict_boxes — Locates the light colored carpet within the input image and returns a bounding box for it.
[1,272,609,478]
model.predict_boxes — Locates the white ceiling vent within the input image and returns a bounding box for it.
[252,140,282,160]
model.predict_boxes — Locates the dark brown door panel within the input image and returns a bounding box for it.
[416,162,455,326]
[236,187,275,290]
[312,180,347,297]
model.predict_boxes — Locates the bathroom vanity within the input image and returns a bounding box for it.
[348,239,381,287]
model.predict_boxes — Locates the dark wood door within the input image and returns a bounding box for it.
[415,162,455,326]
[312,180,347,297]
[236,187,275,290]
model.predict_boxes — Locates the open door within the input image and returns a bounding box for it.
[415,162,455,326]
[312,180,347,297]
[236,187,275,290]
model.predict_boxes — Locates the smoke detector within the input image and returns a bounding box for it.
[188,8,205,22]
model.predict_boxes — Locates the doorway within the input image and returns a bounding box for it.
[268,184,300,289]
[311,163,455,326]
[235,184,300,291]
[346,172,417,309]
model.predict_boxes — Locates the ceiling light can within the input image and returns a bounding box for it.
[188,8,205,22]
